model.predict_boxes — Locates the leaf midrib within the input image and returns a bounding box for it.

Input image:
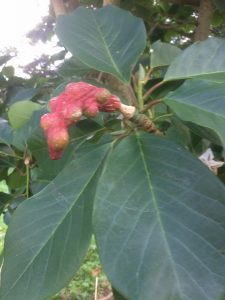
[136,133,184,297]
[91,10,125,81]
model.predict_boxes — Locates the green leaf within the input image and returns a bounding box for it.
[94,133,225,300]
[8,100,41,130]
[151,40,182,68]
[0,142,110,300]
[56,5,146,83]
[164,79,225,148]
[213,0,225,12]
[0,119,13,145]
[58,57,92,78]
[164,37,225,82]
[11,108,47,151]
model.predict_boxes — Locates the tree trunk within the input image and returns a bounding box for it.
[194,0,214,41]
[51,0,66,17]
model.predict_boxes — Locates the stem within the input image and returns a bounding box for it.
[141,99,162,113]
[137,80,144,110]
[143,81,164,101]
[25,164,30,199]
[94,277,98,300]
[143,68,154,84]
[153,113,173,122]
[127,84,138,107]
[130,113,163,135]
[0,151,23,160]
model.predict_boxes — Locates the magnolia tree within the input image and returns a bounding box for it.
[1,0,225,299]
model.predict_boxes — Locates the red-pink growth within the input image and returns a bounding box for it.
[40,82,122,160]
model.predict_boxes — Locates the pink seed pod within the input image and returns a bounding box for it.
[83,104,99,117]
[48,147,64,160]
[49,96,59,112]
[95,89,111,104]
[47,125,69,152]
[61,102,83,125]
[40,113,63,131]
[100,95,121,112]
[41,81,123,160]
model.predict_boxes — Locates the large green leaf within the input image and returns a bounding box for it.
[8,100,41,130]
[151,40,182,68]
[56,5,146,83]
[0,142,110,300]
[164,37,225,82]
[94,133,225,300]
[164,79,225,148]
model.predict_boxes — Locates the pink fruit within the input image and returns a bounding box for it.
[96,89,111,104]
[47,126,69,151]
[40,81,122,160]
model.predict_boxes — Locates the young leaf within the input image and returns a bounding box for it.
[164,79,225,148]
[150,40,182,68]
[56,5,146,83]
[8,100,41,130]
[94,133,225,300]
[164,37,225,82]
[0,142,110,300]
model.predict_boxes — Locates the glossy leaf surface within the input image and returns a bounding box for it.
[0,142,110,300]
[94,133,225,300]
[165,37,225,82]
[56,5,146,82]
[164,79,225,147]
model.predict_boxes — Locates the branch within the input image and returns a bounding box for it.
[143,81,164,101]
[140,99,162,113]
[51,0,66,17]
[194,0,214,41]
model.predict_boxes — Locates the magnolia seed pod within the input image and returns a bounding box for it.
[47,126,69,151]
[96,89,111,104]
